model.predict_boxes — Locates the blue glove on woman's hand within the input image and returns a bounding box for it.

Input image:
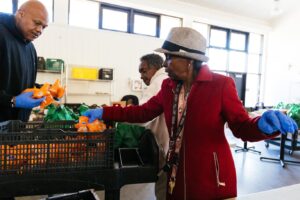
[15,92,46,109]
[258,110,298,135]
[83,108,103,123]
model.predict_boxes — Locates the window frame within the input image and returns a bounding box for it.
[99,3,160,37]
[208,25,263,107]
[229,29,249,52]
[209,26,229,49]
[68,1,181,38]
[159,14,182,39]
[132,10,159,37]
[99,3,131,33]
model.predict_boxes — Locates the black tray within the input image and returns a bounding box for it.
[0,120,114,175]
[0,122,158,200]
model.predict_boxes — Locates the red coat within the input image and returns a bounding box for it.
[103,65,275,200]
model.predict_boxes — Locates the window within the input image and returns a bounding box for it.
[18,0,53,22]
[68,1,182,38]
[160,15,182,39]
[192,21,209,40]
[210,28,227,48]
[248,33,262,54]
[208,49,227,71]
[245,74,260,107]
[207,25,263,107]
[0,0,13,14]
[230,31,247,51]
[247,54,261,74]
[101,6,128,32]
[228,51,246,72]
[133,13,158,36]
[100,4,161,37]
[69,0,99,29]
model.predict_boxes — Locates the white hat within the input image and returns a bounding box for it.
[155,27,209,62]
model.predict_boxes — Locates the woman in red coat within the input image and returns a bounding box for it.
[84,27,297,200]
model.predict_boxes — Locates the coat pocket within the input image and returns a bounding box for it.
[213,152,226,187]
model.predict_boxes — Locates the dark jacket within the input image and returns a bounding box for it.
[0,13,38,122]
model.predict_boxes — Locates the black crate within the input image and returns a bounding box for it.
[0,120,75,133]
[0,120,114,175]
[64,103,82,113]
[37,56,46,70]
[47,189,99,200]
[46,58,64,72]
[119,148,144,168]
[98,68,113,80]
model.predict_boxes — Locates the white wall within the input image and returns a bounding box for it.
[34,0,272,106]
[264,10,300,105]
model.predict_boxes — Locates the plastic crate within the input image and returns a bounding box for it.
[0,120,75,132]
[71,67,98,80]
[47,189,99,200]
[37,56,46,70]
[64,103,82,112]
[46,58,64,72]
[0,120,114,175]
[99,68,113,80]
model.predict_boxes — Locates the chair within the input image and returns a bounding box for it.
[260,131,300,167]
[235,141,261,154]
[235,105,261,154]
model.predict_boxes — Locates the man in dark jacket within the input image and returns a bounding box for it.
[0,0,48,122]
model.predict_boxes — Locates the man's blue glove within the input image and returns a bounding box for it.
[258,110,298,135]
[82,108,103,123]
[15,92,46,109]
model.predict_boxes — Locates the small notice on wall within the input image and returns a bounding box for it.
[131,79,143,91]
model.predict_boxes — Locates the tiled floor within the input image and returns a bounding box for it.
[16,130,300,200]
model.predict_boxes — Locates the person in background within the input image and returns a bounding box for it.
[0,0,48,122]
[121,94,139,107]
[114,95,145,149]
[139,53,169,200]
[83,27,298,199]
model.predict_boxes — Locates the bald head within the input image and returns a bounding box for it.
[15,0,48,41]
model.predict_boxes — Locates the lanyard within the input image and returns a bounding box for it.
[165,82,190,194]
[171,83,188,139]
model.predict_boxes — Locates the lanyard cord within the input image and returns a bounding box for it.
[166,83,188,164]
[165,82,190,194]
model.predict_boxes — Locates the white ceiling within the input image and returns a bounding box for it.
[176,0,299,23]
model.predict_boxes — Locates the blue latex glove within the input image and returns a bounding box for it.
[258,110,298,135]
[82,108,103,123]
[15,92,46,109]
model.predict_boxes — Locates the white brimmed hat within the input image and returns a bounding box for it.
[155,27,209,62]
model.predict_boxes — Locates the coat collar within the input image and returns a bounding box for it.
[195,65,213,82]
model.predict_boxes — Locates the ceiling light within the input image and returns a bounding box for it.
[270,0,283,16]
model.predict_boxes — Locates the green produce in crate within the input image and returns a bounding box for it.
[275,102,300,127]
[114,123,145,148]
[288,106,300,127]
[78,104,89,115]
[45,104,79,122]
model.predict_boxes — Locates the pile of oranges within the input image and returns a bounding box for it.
[23,79,65,109]
[75,116,107,132]
[0,135,107,174]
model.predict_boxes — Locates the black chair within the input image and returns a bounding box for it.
[235,141,261,154]
[235,105,261,155]
[260,131,300,167]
